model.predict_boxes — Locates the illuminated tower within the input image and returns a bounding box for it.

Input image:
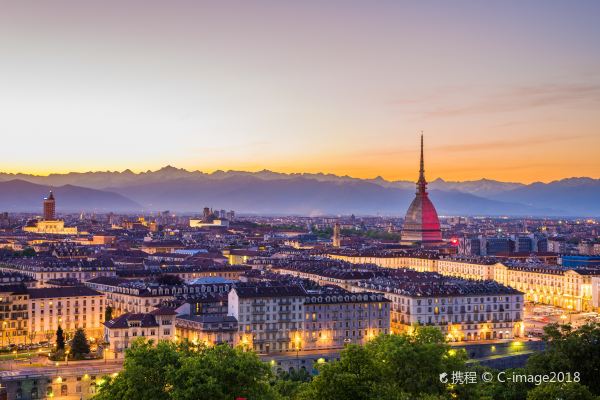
[43,191,56,221]
[401,134,443,246]
[332,222,341,247]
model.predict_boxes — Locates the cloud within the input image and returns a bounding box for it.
[423,83,600,117]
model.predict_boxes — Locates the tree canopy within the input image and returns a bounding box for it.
[70,328,91,359]
[56,325,65,351]
[94,340,279,400]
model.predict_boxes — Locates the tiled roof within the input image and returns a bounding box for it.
[28,287,102,299]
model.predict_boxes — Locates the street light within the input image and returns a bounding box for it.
[65,350,70,366]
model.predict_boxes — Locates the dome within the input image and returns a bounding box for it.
[402,192,442,243]
[400,134,443,245]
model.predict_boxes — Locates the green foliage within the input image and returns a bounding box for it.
[104,305,113,322]
[94,340,280,400]
[56,325,65,351]
[526,322,600,395]
[70,328,91,359]
[20,247,36,257]
[296,327,475,400]
[92,324,600,400]
[526,382,596,400]
[155,274,184,286]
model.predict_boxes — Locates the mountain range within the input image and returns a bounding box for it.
[0,167,598,216]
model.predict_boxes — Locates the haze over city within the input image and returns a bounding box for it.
[1,0,600,183]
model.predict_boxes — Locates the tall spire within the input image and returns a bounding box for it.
[417,132,427,194]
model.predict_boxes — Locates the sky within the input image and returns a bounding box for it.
[0,0,599,183]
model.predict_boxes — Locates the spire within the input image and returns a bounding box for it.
[417,132,427,194]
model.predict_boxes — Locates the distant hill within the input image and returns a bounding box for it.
[0,167,597,216]
[495,178,600,216]
[0,180,142,213]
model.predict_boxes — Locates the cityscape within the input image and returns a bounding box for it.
[1,1,600,400]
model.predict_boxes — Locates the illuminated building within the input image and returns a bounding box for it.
[332,222,341,248]
[303,288,390,349]
[23,191,78,235]
[43,191,56,220]
[329,251,600,311]
[28,287,105,343]
[400,135,443,246]
[357,271,524,341]
[228,285,306,354]
[0,284,29,346]
[103,308,176,359]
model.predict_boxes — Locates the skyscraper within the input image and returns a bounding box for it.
[401,135,443,246]
[43,191,56,221]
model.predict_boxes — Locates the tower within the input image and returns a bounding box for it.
[332,222,341,247]
[43,191,56,221]
[400,134,443,246]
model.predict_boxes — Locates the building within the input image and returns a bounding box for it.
[23,191,78,235]
[175,314,238,347]
[103,308,176,359]
[0,258,117,287]
[329,251,600,311]
[189,219,230,228]
[28,286,105,343]
[302,288,390,350]
[43,191,56,221]
[0,284,29,346]
[401,135,443,246]
[357,270,524,341]
[228,285,306,354]
[547,238,567,254]
[332,222,341,248]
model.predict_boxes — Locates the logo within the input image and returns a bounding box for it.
[439,372,448,383]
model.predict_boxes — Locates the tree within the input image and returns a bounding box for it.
[94,340,280,400]
[105,305,113,322]
[155,274,184,286]
[56,326,65,351]
[526,382,595,400]
[28,331,37,345]
[70,328,90,359]
[526,322,600,395]
[296,327,477,400]
[20,247,36,257]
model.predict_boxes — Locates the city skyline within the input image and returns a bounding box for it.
[1,1,599,183]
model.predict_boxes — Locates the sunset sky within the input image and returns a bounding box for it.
[0,1,599,183]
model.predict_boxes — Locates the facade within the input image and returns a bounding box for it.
[189,219,230,228]
[28,286,105,343]
[228,285,306,354]
[401,135,443,246]
[175,314,238,347]
[302,289,390,350]
[328,252,600,311]
[332,222,341,248]
[0,258,117,287]
[103,308,176,359]
[0,284,29,346]
[43,191,56,221]
[357,272,524,341]
[23,191,78,235]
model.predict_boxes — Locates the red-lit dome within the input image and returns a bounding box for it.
[401,135,443,245]
[402,192,442,243]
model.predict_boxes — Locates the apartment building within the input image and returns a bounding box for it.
[28,287,105,343]
[228,285,306,354]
